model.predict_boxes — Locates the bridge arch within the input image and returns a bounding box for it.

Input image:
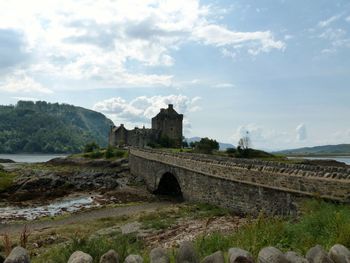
[154,171,183,199]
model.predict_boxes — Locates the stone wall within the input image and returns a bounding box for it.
[129,148,350,215]
[5,242,350,263]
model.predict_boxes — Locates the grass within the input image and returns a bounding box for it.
[139,203,230,230]
[195,200,350,259]
[0,166,17,191]
[4,200,350,262]
[33,233,143,263]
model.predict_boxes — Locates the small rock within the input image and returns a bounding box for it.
[202,251,224,263]
[124,255,143,263]
[258,247,288,263]
[121,222,141,235]
[306,245,334,263]
[285,251,308,263]
[228,248,254,263]
[150,248,169,263]
[329,244,350,263]
[68,251,93,263]
[4,246,30,263]
[100,250,119,263]
[176,241,199,263]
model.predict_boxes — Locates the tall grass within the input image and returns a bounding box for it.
[34,233,143,263]
[195,200,350,258]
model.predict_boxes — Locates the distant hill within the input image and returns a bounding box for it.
[186,137,234,150]
[0,101,113,153]
[275,144,350,156]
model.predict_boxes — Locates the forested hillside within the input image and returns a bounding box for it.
[276,144,350,155]
[0,101,114,153]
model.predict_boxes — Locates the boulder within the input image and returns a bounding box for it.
[100,250,119,263]
[228,248,254,263]
[150,248,170,263]
[4,246,30,263]
[306,245,334,263]
[68,251,93,263]
[258,247,289,263]
[202,251,224,263]
[176,241,199,263]
[329,244,350,263]
[124,255,143,263]
[285,251,308,263]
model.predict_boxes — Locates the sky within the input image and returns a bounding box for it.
[0,0,349,150]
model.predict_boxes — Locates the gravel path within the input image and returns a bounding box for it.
[0,201,170,234]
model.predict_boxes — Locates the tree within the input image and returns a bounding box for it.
[84,142,99,153]
[238,131,251,150]
[182,140,189,148]
[195,137,219,154]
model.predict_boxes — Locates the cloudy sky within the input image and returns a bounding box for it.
[0,0,349,150]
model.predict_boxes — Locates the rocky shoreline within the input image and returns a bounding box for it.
[0,157,143,203]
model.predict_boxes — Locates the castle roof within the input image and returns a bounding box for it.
[153,104,183,119]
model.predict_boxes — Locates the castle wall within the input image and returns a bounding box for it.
[151,106,183,148]
[110,104,183,148]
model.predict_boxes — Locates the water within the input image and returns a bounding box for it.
[288,156,350,165]
[0,194,105,222]
[0,154,67,163]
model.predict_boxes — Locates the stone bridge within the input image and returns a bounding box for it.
[129,148,350,215]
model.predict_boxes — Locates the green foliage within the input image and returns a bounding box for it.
[182,140,189,148]
[140,211,177,230]
[194,200,350,259]
[0,101,113,153]
[83,150,104,159]
[0,168,16,191]
[158,135,177,148]
[226,147,275,159]
[226,148,236,156]
[194,137,219,154]
[105,147,126,159]
[34,233,143,263]
[84,142,100,153]
[82,147,127,159]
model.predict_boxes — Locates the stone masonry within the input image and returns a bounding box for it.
[129,148,350,215]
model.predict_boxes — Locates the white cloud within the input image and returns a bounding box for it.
[213,82,235,88]
[0,74,53,94]
[221,48,237,58]
[318,28,350,52]
[346,16,350,22]
[284,34,293,40]
[318,15,342,28]
[296,123,307,141]
[0,0,285,89]
[93,94,201,130]
[193,24,285,54]
[12,96,39,101]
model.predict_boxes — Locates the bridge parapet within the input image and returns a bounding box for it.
[130,148,350,202]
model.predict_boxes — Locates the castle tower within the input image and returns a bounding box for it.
[151,104,183,148]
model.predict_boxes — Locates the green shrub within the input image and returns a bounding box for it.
[84,142,100,153]
[83,150,104,159]
[194,138,219,154]
[0,169,16,191]
[105,146,114,159]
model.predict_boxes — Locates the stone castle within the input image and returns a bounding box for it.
[109,104,183,148]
